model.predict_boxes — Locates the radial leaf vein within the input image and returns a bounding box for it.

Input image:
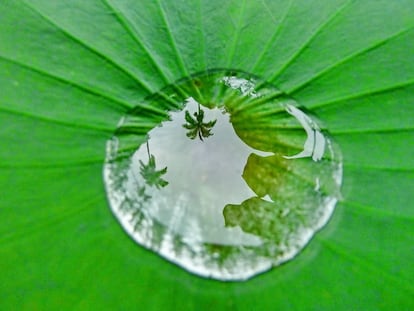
[250,0,294,72]
[197,0,208,70]
[21,0,155,93]
[155,0,189,77]
[290,24,414,93]
[0,199,98,246]
[226,0,247,68]
[0,159,104,169]
[343,200,414,221]
[319,238,414,293]
[332,128,414,135]
[312,79,414,110]
[269,0,355,82]
[102,0,171,84]
[344,163,414,173]
[0,106,114,134]
[0,54,132,111]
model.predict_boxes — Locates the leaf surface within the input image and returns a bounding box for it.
[0,0,413,310]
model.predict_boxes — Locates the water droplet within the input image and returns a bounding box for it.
[103,69,342,281]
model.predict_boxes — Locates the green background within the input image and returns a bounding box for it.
[0,0,413,310]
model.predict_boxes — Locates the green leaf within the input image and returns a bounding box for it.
[0,0,413,310]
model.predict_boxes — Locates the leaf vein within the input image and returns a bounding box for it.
[21,0,154,93]
[0,54,132,111]
[269,0,355,81]
[289,24,414,93]
[0,105,114,134]
[155,0,189,77]
[226,0,247,68]
[102,0,171,84]
[311,79,414,110]
[319,238,414,293]
[250,0,294,72]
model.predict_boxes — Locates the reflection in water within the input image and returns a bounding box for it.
[132,98,264,247]
[221,76,258,97]
[104,70,342,280]
[138,142,169,189]
[223,152,340,255]
[182,103,217,141]
[283,105,326,161]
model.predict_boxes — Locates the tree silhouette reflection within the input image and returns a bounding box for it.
[182,103,217,141]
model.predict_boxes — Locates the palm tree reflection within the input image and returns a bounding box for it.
[138,141,169,189]
[182,103,217,141]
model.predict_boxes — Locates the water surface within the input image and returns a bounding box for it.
[104,70,342,280]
